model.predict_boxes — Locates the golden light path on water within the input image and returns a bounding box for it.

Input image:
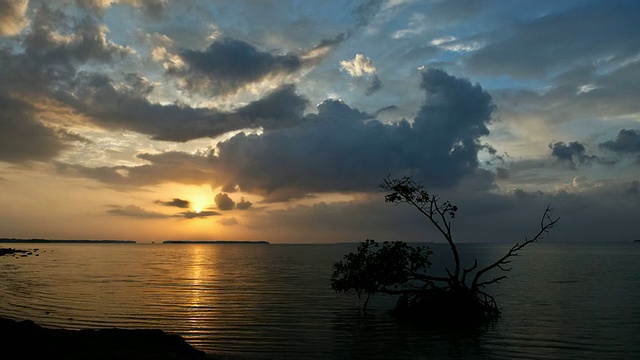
[1,243,639,359]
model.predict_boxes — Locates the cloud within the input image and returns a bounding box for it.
[172,38,301,96]
[126,0,168,20]
[495,167,509,180]
[549,141,597,168]
[366,75,382,95]
[353,0,384,28]
[59,69,495,201]
[465,1,640,78]
[170,35,344,96]
[391,12,428,39]
[60,78,307,142]
[76,0,167,19]
[218,217,239,226]
[0,0,29,36]
[55,150,220,187]
[493,58,640,129]
[627,180,640,195]
[24,5,132,65]
[180,210,220,219]
[340,54,377,77]
[600,129,640,154]
[55,128,94,144]
[107,205,168,219]
[236,198,252,210]
[0,3,132,97]
[430,0,488,22]
[75,0,112,12]
[213,68,494,200]
[513,188,544,200]
[340,54,382,95]
[0,93,68,163]
[214,193,235,211]
[155,198,190,208]
[246,179,640,244]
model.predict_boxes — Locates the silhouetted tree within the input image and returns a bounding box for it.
[331,175,559,322]
[331,240,432,310]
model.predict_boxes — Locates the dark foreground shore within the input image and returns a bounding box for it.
[0,317,218,360]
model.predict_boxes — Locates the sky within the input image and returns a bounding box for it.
[0,0,639,243]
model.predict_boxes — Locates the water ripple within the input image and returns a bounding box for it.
[1,243,639,358]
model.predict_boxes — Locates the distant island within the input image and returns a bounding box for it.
[163,240,269,244]
[0,238,136,244]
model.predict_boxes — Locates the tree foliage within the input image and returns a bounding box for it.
[331,240,432,309]
[331,175,560,322]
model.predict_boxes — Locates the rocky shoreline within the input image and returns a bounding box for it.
[0,247,38,258]
[0,317,218,360]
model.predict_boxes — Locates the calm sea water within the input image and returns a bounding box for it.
[1,242,639,359]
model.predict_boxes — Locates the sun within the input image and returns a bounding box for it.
[158,184,213,214]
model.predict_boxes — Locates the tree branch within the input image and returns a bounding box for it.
[471,205,559,290]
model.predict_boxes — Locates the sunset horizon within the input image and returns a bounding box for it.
[1,0,639,244]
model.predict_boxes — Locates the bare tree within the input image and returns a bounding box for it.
[332,175,559,321]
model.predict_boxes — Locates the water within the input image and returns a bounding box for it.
[1,242,639,359]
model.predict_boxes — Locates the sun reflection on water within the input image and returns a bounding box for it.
[184,245,217,330]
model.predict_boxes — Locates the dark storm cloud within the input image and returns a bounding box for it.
[0,4,341,151]
[61,77,307,142]
[214,193,235,211]
[215,68,494,201]
[58,69,495,201]
[0,93,67,163]
[155,198,190,208]
[174,38,302,95]
[235,84,308,131]
[549,141,597,168]
[0,4,136,164]
[24,5,130,66]
[465,1,640,78]
[0,3,130,96]
[600,129,640,154]
[171,34,345,96]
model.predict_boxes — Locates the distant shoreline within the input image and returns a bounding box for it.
[1,239,270,245]
[0,238,136,244]
[163,240,269,244]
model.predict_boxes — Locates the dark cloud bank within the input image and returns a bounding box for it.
[0,5,338,159]
[58,69,496,203]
